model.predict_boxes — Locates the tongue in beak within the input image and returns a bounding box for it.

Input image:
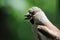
[25,13,32,20]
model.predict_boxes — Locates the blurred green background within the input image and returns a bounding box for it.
[0,0,60,40]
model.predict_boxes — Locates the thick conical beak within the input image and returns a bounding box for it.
[25,12,32,20]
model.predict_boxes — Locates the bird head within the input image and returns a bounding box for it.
[25,7,41,20]
[25,6,48,25]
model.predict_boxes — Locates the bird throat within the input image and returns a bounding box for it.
[30,18,45,26]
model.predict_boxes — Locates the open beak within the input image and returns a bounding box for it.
[25,12,32,20]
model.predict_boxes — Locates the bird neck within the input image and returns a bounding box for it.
[35,11,59,31]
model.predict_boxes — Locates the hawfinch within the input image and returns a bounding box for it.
[25,7,60,40]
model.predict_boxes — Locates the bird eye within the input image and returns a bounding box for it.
[28,10,35,15]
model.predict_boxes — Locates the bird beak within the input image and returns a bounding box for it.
[25,12,32,20]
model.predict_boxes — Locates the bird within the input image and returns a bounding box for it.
[25,7,60,40]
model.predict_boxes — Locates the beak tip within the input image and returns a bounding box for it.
[24,13,32,20]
